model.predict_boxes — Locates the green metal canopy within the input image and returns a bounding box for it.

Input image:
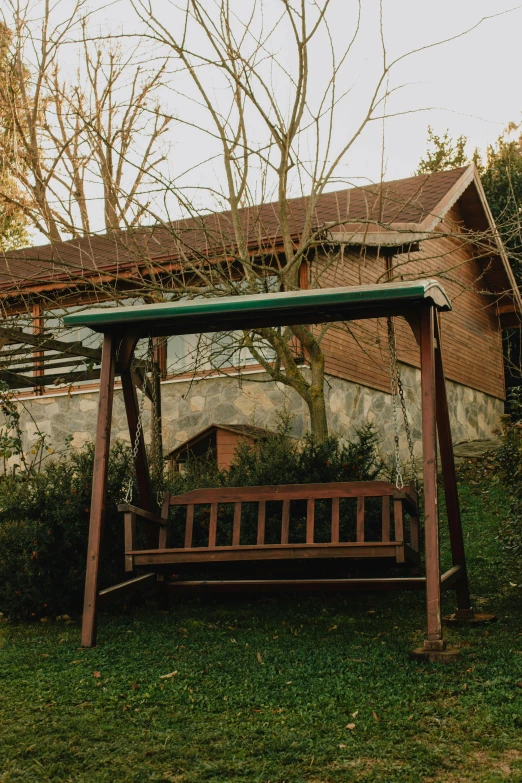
[63,279,451,337]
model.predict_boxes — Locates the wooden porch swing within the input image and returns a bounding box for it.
[64,279,479,660]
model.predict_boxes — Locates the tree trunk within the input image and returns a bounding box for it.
[308,383,329,443]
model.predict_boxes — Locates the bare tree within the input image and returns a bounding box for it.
[0,0,171,240]
[0,0,516,447]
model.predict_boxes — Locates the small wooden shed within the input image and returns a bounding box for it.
[167,423,270,472]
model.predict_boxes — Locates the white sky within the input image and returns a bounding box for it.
[16,0,522,235]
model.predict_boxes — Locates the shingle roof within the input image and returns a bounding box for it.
[0,166,474,294]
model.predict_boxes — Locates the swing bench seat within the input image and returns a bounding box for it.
[119,480,420,578]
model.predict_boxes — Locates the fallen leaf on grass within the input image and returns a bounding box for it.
[516,682,522,688]
[257,652,262,663]
[93,671,101,679]
[372,711,380,722]
[160,671,178,680]
[351,711,359,718]
[339,744,346,749]
[328,625,338,632]
[346,723,356,730]
[132,682,140,690]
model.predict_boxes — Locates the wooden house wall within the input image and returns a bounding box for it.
[314,204,505,400]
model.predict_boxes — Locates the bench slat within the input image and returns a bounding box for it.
[209,504,218,547]
[382,496,390,542]
[331,497,339,543]
[281,500,290,544]
[185,505,194,548]
[257,501,266,545]
[232,503,242,546]
[394,499,405,563]
[357,497,365,542]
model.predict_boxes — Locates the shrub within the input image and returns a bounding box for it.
[0,442,133,620]
[167,418,384,549]
[497,387,522,561]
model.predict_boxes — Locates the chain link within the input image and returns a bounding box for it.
[387,317,420,494]
[123,337,155,504]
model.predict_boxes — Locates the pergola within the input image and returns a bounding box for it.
[64,279,475,659]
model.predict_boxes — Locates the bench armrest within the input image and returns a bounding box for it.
[118,503,168,527]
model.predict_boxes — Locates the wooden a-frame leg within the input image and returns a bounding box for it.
[434,316,472,615]
[420,306,444,651]
[81,333,116,648]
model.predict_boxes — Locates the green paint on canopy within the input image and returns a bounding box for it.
[63,279,450,337]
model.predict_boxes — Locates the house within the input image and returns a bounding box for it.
[167,423,270,472]
[0,164,519,458]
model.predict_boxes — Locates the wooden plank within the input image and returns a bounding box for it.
[209,503,218,547]
[257,501,266,545]
[117,504,168,527]
[232,502,242,546]
[0,323,102,360]
[81,333,116,648]
[131,541,407,566]
[306,498,315,543]
[170,481,411,505]
[331,497,340,543]
[420,305,443,648]
[356,497,365,542]
[98,572,156,606]
[382,496,390,542]
[165,576,428,594]
[440,565,463,591]
[281,500,290,544]
[434,316,471,612]
[124,511,136,573]
[394,499,405,563]
[185,505,194,548]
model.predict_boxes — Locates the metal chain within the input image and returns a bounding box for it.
[387,317,420,494]
[123,338,154,504]
[387,317,404,490]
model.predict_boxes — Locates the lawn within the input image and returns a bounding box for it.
[1,463,522,782]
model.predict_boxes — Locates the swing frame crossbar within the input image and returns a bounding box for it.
[64,279,472,654]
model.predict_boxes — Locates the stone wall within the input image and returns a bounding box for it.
[12,364,504,465]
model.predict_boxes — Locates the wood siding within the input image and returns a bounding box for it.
[313,204,505,400]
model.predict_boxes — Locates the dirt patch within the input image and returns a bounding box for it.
[425,748,522,782]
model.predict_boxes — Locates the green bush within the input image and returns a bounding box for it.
[497,387,522,561]
[0,442,133,620]
[167,420,384,549]
[0,419,384,620]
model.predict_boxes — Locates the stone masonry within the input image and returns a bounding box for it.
[11,364,504,465]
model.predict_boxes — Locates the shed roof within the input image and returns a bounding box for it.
[63,279,451,336]
[167,423,271,461]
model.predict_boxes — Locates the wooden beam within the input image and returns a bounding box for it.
[420,305,444,650]
[0,324,101,360]
[165,576,428,594]
[81,333,116,648]
[434,316,471,612]
[98,572,156,606]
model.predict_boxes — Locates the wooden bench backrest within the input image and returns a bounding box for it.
[167,481,418,549]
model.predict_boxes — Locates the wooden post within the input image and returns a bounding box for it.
[420,306,444,650]
[434,317,472,614]
[81,333,116,648]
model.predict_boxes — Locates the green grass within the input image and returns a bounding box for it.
[1,467,522,782]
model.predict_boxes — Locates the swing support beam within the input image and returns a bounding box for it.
[66,280,472,656]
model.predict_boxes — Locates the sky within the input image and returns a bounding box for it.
[12,0,522,235]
